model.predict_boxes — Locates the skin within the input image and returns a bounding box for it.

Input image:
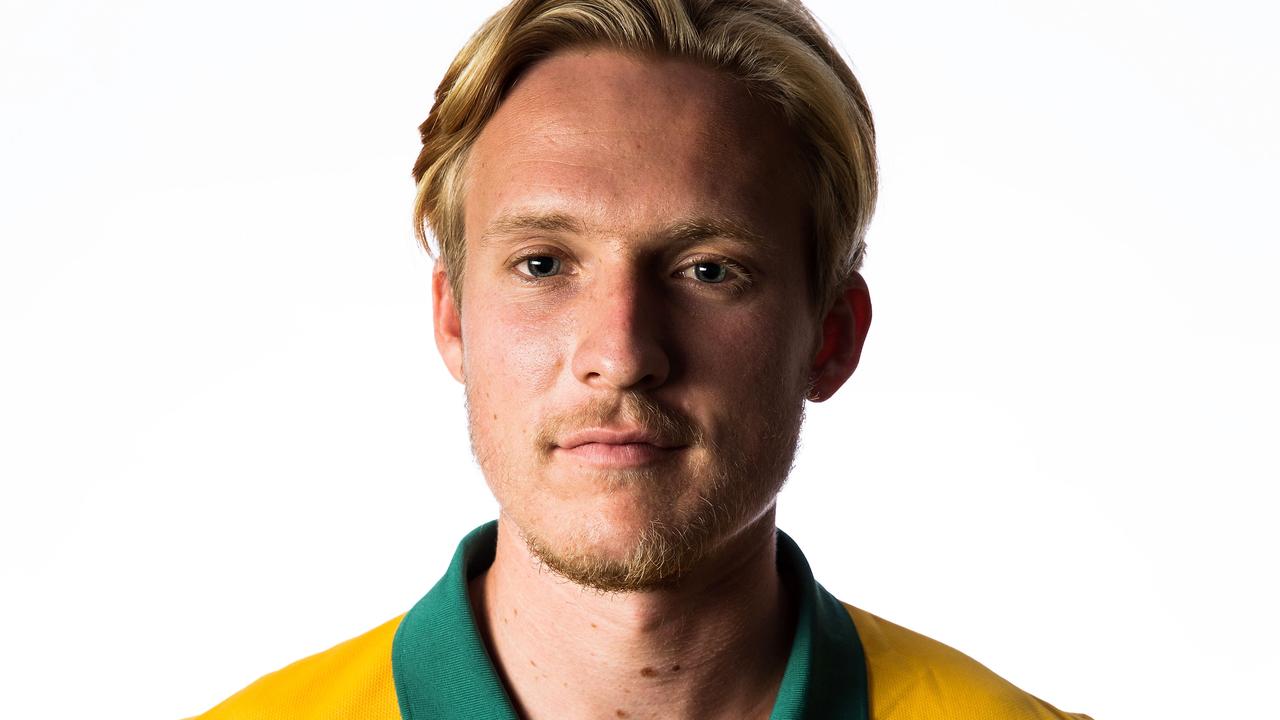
[433,48,870,720]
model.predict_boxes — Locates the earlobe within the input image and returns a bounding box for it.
[432,265,465,384]
[809,272,872,402]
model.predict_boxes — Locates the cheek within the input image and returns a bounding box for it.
[667,304,812,453]
[680,300,813,391]
[461,297,570,424]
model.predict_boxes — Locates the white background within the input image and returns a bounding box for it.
[2,0,1277,717]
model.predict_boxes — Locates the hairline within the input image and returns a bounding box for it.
[415,0,877,317]
[453,45,826,311]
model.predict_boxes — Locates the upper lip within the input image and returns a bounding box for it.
[557,427,682,450]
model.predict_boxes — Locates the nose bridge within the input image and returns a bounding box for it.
[571,261,669,391]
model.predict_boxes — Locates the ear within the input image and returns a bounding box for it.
[809,271,872,402]
[432,263,465,384]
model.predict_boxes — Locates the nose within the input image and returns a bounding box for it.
[570,270,671,392]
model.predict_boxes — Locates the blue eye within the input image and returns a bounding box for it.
[692,261,728,283]
[523,256,561,277]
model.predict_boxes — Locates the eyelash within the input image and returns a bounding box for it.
[676,255,754,293]
[508,250,754,293]
[509,249,569,283]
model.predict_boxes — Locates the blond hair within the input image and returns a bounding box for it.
[412,0,876,308]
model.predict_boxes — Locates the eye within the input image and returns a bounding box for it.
[519,255,562,278]
[681,261,730,284]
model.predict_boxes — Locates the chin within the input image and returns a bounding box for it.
[516,499,721,592]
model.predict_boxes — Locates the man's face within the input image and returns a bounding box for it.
[441,49,821,590]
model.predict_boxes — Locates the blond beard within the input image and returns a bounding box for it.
[468,387,807,592]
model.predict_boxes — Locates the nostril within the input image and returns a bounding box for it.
[570,304,672,390]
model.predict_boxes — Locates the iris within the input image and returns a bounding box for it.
[693,262,727,283]
[525,256,561,277]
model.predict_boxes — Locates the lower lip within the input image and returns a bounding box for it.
[555,442,681,467]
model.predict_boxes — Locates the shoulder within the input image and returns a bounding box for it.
[188,615,404,720]
[844,604,1092,720]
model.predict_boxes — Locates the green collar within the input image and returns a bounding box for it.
[392,522,868,720]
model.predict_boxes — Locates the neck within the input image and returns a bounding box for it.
[469,509,794,720]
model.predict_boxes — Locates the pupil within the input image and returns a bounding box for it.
[527,256,558,277]
[695,262,727,283]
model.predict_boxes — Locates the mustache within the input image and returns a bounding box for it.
[536,393,703,452]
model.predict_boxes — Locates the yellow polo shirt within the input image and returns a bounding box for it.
[192,523,1090,719]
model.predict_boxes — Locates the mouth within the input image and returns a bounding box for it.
[554,428,687,468]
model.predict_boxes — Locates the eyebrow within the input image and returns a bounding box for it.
[479,211,585,247]
[479,211,766,248]
[665,217,766,247]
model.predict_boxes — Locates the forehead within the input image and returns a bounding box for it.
[463,48,809,246]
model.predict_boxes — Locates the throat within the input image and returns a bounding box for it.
[468,517,796,720]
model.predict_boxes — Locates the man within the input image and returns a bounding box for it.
[195,0,1089,718]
